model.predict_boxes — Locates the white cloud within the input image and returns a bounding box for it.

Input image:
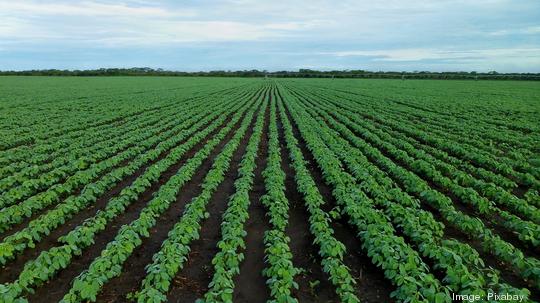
[0,0,323,46]
[0,19,315,46]
[488,26,540,36]
[2,0,538,46]
[0,0,538,71]
[326,48,540,62]
[0,1,194,18]
[93,21,303,46]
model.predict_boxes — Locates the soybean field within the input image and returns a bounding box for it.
[0,76,539,303]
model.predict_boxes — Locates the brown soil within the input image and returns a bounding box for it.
[3,83,536,303]
[0,105,237,284]
[512,185,529,199]
[164,104,260,303]
[0,87,256,239]
[320,102,539,259]
[95,108,257,302]
[23,104,250,303]
[280,95,395,303]
[425,202,540,300]
[0,113,197,240]
[317,104,540,296]
[231,100,270,302]
[278,120,340,303]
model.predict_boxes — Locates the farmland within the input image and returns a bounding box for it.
[0,76,539,303]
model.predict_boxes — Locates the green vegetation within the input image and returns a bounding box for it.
[0,77,538,303]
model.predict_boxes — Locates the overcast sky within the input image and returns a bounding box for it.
[1,0,539,72]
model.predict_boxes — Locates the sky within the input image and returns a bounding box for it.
[0,0,539,72]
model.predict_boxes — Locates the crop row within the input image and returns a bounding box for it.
[286,88,531,301]
[290,87,540,245]
[59,88,263,302]
[0,89,258,266]
[278,85,450,302]
[0,88,261,302]
[281,84,540,289]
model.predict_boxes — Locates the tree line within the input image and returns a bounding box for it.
[0,67,538,80]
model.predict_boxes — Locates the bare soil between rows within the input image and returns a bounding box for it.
[21,103,252,302]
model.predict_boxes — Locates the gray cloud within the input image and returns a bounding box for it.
[0,0,539,71]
